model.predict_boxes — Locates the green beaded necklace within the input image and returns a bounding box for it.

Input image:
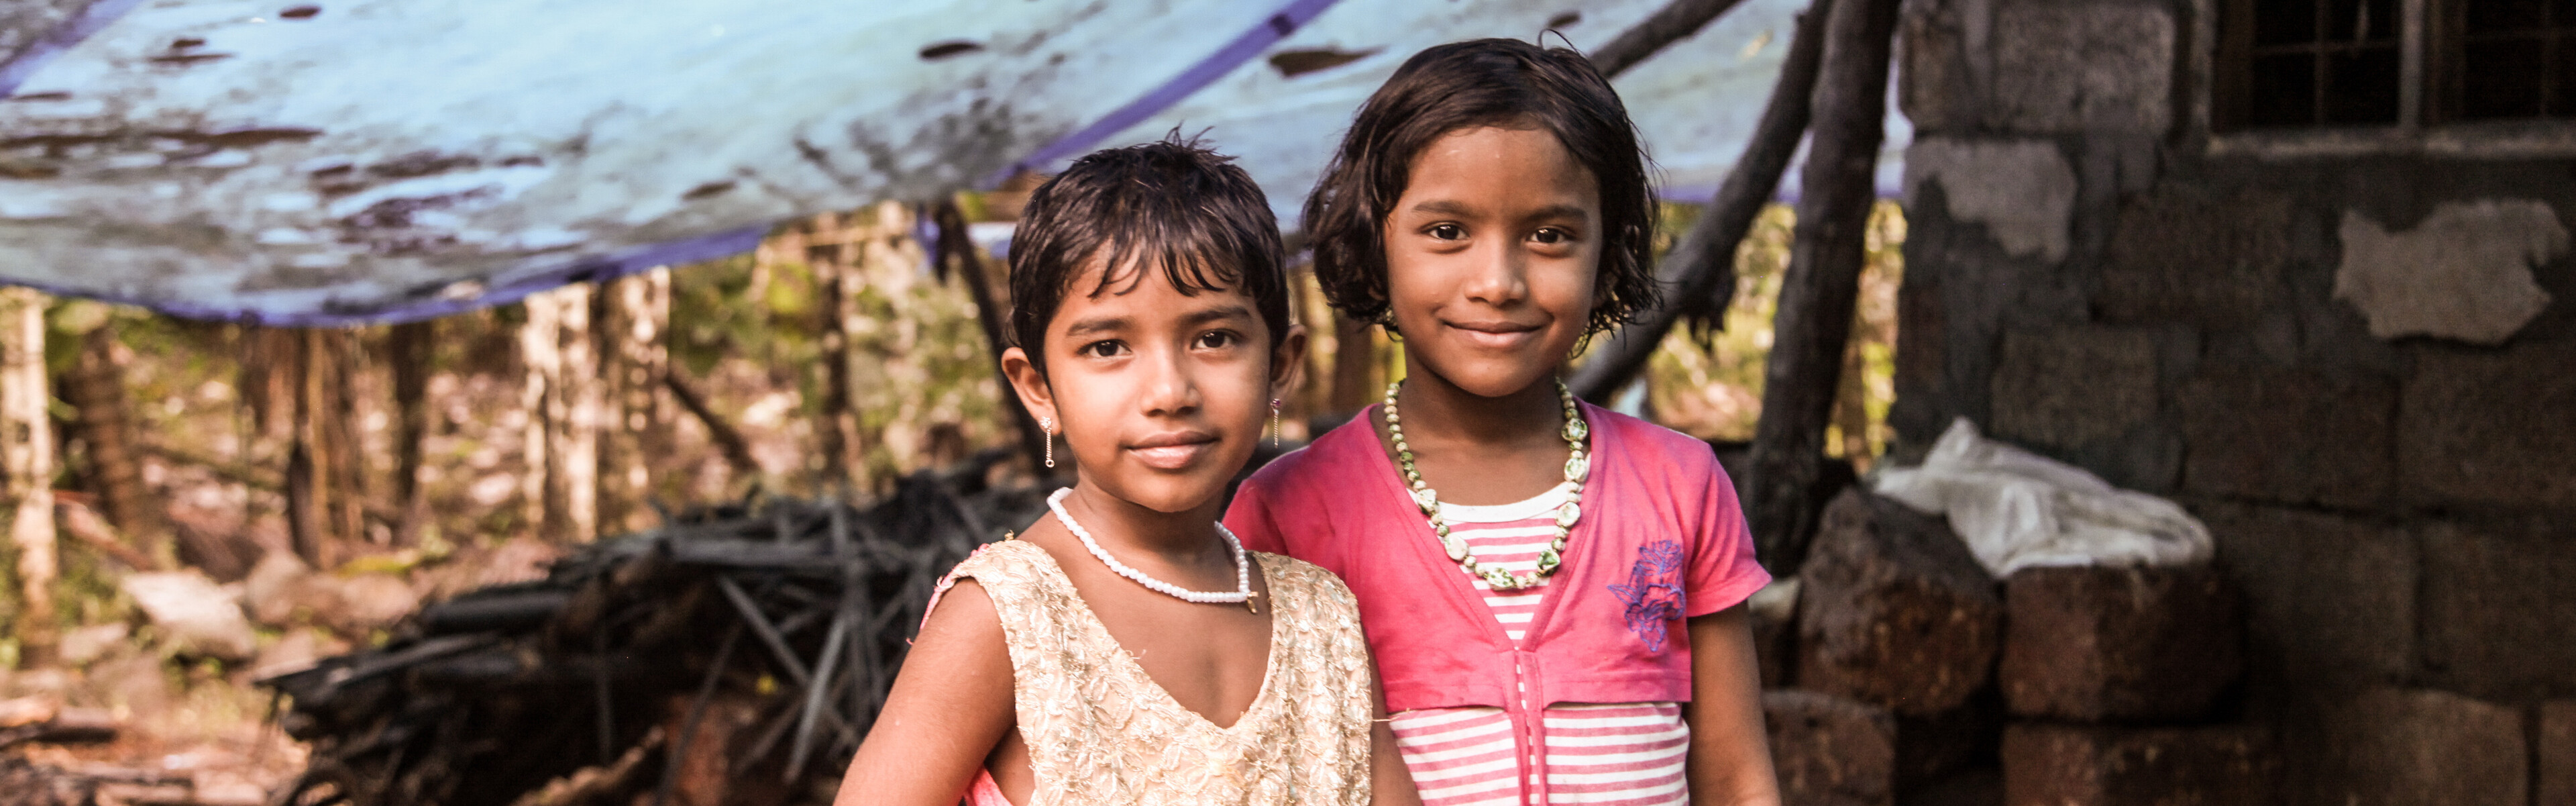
[1383,378,1591,591]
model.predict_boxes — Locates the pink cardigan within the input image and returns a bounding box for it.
[1226,401,1771,713]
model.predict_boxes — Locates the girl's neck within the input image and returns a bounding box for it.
[1056,481,1230,564]
[1391,356,1564,448]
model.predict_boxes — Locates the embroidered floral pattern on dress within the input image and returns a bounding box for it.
[1606,540,1687,652]
[938,540,1375,805]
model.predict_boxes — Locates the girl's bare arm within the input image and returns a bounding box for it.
[835,580,1016,806]
[1683,604,1782,806]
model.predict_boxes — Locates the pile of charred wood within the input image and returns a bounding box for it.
[264,453,1053,806]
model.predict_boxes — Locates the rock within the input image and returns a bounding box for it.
[1898,697,2001,791]
[2100,189,2293,328]
[1766,689,1897,806]
[2002,723,2273,806]
[250,629,347,681]
[2308,688,2526,806]
[1988,326,2160,450]
[2542,701,2574,806]
[2000,564,2241,721]
[121,570,258,661]
[328,573,421,634]
[0,695,58,728]
[1796,490,2002,716]
[240,552,314,627]
[1750,577,1802,689]
[2334,200,2562,345]
[56,622,129,667]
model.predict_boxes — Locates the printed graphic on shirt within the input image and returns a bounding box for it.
[1606,540,1686,652]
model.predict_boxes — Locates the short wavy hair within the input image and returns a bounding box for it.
[1303,38,1661,334]
[1007,136,1289,376]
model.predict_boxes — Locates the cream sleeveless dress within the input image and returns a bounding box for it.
[928,538,1375,806]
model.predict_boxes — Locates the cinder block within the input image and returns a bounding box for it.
[1897,695,2002,791]
[2178,368,2395,509]
[2002,723,2273,806]
[2308,688,2526,806]
[2102,190,2293,328]
[1988,3,2174,134]
[1797,490,2002,717]
[2419,523,2576,701]
[2542,701,2574,806]
[2000,564,2241,721]
[2400,342,2576,509]
[1766,689,1897,806]
[1990,326,2159,450]
[2197,503,2413,687]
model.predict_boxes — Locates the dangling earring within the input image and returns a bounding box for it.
[1269,399,1283,447]
[1040,415,1055,468]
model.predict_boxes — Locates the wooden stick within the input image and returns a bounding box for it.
[1741,0,1902,574]
[932,200,1053,474]
[1590,0,1756,78]
[1569,0,1836,402]
[663,368,762,478]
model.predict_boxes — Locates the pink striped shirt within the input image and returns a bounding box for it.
[1389,485,1691,806]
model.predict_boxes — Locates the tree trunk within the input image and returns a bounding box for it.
[1326,315,1379,417]
[60,317,162,564]
[1,289,57,666]
[387,320,434,545]
[930,201,1049,474]
[1742,0,1900,574]
[595,269,672,536]
[813,229,856,492]
[521,286,601,542]
[1569,0,1834,403]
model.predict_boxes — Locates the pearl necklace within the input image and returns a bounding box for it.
[1383,379,1589,591]
[1045,487,1257,613]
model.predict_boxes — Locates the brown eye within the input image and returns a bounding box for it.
[1532,228,1570,244]
[1195,330,1240,350]
[1427,223,1464,240]
[1081,340,1127,358]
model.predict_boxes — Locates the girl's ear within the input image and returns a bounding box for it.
[1000,346,1057,427]
[1269,323,1310,402]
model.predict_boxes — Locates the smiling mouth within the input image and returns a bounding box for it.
[1444,319,1544,348]
[1126,434,1218,469]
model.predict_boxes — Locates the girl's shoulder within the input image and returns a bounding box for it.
[1252,552,1360,610]
[1582,402,1723,473]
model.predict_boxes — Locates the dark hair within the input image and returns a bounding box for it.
[1007,136,1289,375]
[1304,38,1661,334]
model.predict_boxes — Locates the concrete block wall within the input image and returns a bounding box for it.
[1891,0,2576,801]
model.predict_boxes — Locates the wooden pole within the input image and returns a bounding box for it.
[1,288,56,666]
[1589,0,1755,78]
[1569,0,1834,403]
[929,201,1051,475]
[1742,0,1900,574]
[596,269,673,535]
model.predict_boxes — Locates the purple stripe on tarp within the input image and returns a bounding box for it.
[982,0,1343,188]
[1,224,768,327]
[0,0,149,97]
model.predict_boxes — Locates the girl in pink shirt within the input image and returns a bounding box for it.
[1226,40,1779,806]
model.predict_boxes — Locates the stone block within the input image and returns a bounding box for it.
[2306,688,2525,806]
[1989,3,2174,134]
[2197,504,2412,687]
[1797,490,2002,716]
[1898,0,1977,135]
[1767,689,1898,806]
[2177,368,2396,509]
[2002,723,2274,806]
[1990,326,2159,450]
[2419,523,2576,701]
[2400,342,2576,509]
[2101,190,2294,328]
[2000,564,2241,721]
[1898,695,2002,791]
[2542,701,2575,806]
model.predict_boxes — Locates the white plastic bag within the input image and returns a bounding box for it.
[1872,417,2212,576]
